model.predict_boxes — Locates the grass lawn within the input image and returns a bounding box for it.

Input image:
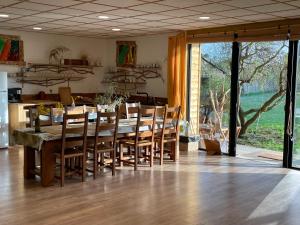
[237,92,285,151]
[237,92,300,155]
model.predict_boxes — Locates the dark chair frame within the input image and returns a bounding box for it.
[55,112,89,187]
[87,108,120,179]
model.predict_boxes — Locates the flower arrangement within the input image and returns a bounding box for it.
[94,86,125,111]
[37,104,50,115]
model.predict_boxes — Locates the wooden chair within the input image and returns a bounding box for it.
[51,107,64,125]
[65,106,84,115]
[120,106,156,170]
[155,105,181,165]
[55,112,88,187]
[87,108,119,179]
[125,102,140,119]
[97,104,109,112]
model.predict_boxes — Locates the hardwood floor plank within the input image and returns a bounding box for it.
[0,147,300,225]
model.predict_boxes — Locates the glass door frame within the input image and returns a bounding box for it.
[283,40,299,169]
[187,39,300,169]
[228,41,240,156]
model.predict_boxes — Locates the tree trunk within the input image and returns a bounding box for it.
[238,90,285,136]
[239,107,246,136]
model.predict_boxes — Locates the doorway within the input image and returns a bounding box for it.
[236,41,288,164]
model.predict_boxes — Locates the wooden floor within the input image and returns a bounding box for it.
[1,147,300,225]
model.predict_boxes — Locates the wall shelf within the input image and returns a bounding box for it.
[26,63,101,75]
[102,65,163,95]
[8,63,102,87]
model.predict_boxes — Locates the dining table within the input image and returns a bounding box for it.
[14,118,179,187]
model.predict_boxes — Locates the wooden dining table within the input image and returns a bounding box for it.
[14,119,179,187]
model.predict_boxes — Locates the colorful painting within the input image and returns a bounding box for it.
[0,34,24,65]
[116,41,137,67]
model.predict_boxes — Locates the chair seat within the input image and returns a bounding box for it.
[87,144,114,153]
[155,137,177,143]
[55,147,84,158]
[120,139,153,147]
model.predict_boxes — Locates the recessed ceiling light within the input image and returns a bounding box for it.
[0,14,9,18]
[112,28,120,31]
[33,27,42,30]
[98,16,109,19]
[199,16,210,20]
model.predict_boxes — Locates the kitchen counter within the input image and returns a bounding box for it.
[8,101,57,145]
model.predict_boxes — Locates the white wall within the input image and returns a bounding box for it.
[0,29,107,94]
[106,34,170,98]
[0,30,171,97]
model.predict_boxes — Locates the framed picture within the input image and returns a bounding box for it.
[116,41,137,67]
[0,34,25,65]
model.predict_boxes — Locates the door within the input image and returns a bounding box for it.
[292,42,300,168]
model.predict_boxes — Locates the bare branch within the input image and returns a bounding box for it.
[202,56,228,76]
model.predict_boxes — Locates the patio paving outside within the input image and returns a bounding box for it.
[236,144,283,166]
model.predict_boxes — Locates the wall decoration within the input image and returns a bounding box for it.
[0,34,24,65]
[8,47,102,87]
[116,41,137,67]
[102,64,163,95]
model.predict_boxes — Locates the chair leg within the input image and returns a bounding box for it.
[145,146,149,158]
[70,158,74,172]
[134,145,138,171]
[112,149,116,176]
[93,151,97,179]
[160,141,164,165]
[61,158,65,187]
[119,143,124,167]
[150,144,153,167]
[171,142,176,162]
[82,155,86,182]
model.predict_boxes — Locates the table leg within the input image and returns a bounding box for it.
[170,141,179,161]
[40,142,57,187]
[24,146,35,179]
[175,140,179,161]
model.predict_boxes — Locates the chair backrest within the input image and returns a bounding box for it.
[65,106,85,115]
[155,105,166,120]
[134,106,156,144]
[61,112,88,155]
[85,106,97,113]
[125,102,140,119]
[97,104,109,112]
[161,105,181,141]
[94,107,119,149]
[59,87,72,105]
[28,106,53,127]
[51,107,64,124]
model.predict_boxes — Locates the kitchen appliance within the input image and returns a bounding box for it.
[0,72,8,148]
[8,87,22,103]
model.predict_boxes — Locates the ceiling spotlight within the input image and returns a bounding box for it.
[112,28,120,31]
[98,15,109,19]
[33,27,42,30]
[199,16,210,20]
[0,14,9,18]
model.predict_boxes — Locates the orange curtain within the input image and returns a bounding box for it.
[168,32,187,119]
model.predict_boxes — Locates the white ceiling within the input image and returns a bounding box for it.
[0,0,300,38]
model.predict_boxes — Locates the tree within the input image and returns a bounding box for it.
[201,41,288,136]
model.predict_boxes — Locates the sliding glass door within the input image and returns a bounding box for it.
[236,41,288,162]
[292,42,300,168]
[199,42,232,154]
